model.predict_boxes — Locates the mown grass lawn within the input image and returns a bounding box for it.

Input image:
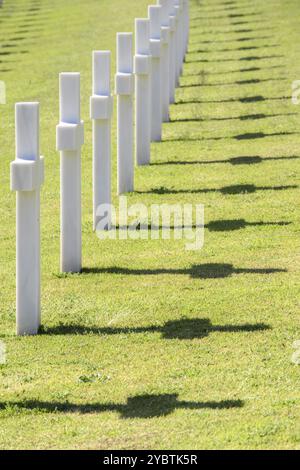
[0,0,299,450]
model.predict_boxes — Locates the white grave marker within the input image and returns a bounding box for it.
[174,0,183,84]
[148,5,163,142]
[168,1,177,104]
[90,51,113,230]
[10,102,44,335]
[157,0,170,122]
[56,73,84,273]
[134,19,151,166]
[115,33,134,194]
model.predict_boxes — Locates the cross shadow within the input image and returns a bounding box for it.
[189,36,274,45]
[42,318,271,340]
[185,55,282,64]
[230,20,267,26]
[0,50,29,56]
[190,24,275,34]
[193,1,263,12]
[206,219,290,232]
[190,12,262,21]
[174,95,288,105]
[169,112,295,124]
[136,184,297,195]
[182,65,283,78]
[192,3,245,13]
[190,26,275,39]
[234,131,294,141]
[7,37,26,42]
[151,156,300,166]
[179,77,286,88]
[116,219,290,233]
[0,43,18,48]
[228,12,263,18]
[80,263,286,279]
[220,184,296,195]
[0,394,244,419]
[162,131,296,143]
[190,20,268,31]
[228,155,300,165]
[188,44,278,53]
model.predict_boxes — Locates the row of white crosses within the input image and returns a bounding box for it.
[10,0,189,336]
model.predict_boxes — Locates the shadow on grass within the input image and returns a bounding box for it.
[79,263,286,279]
[115,219,290,233]
[230,20,267,26]
[136,184,297,195]
[185,54,283,64]
[42,318,271,340]
[188,44,279,53]
[179,77,286,88]
[0,43,18,48]
[189,36,275,45]
[169,112,295,123]
[190,12,263,21]
[151,155,300,167]
[174,95,288,105]
[190,20,268,31]
[190,26,275,37]
[0,50,29,56]
[192,3,250,14]
[234,131,294,141]
[162,131,296,143]
[0,394,244,418]
[206,219,290,231]
[183,65,283,79]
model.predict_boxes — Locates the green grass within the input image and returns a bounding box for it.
[0,0,300,450]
